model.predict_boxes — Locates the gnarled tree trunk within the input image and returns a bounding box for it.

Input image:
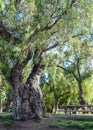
[10,62,44,121]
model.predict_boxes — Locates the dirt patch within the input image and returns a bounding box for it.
[0,115,93,130]
[0,116,62,130]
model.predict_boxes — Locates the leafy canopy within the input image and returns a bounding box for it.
[0,0,93,80]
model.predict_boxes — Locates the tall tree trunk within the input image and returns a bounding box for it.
[78,81,86,105]
[54,99,59,113]
[26,64,45,120]
[0,88,3,113]
[0,96,3,113]
[10,62,44,121]
[77,59,87,105]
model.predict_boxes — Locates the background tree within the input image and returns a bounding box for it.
[82,77,93,104]
[40,68,80,113]
[0,0,92,120]
[58,40,93,105]
[0,74,12,113]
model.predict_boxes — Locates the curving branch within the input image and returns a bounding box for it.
[28,0,76,42]
[0,22,21,44]
[11,50,32,74]
[9,50,33,86]
[57,65,78,81]
[41,32,85,54]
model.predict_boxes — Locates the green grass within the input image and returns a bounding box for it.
[3,119,14,126]
[45,112,64,117]
[50,119,93,130]
[0,112,14,126]
[45,112,93,116]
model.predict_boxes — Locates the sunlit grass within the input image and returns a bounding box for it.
[45,112,93,117]
[50,119,93,130]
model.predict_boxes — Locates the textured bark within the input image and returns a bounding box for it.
[13,84,35,120]
[10,62,44,121]
[12,82,44,121]
[26,64,44,120]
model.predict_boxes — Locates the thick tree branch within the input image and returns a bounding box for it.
[1,0,76,44]
[10,50,33,84]
[28,0,76,42]
[77,59,81,82]
[26,63,44,84]
[12,51,32,74]
[0,22,21,44]
[26,50,45,84]
[42,33,84,54]
[42,42,58,53]
[21,51,32,68]
[44,0,76,30]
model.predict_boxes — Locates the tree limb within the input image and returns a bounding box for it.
[42,42,58,52]
[10,50,33,82]
[41,33,85,54]
[28,0,76,41]
[0,22,21,44]
[57,91,70,101]
[57,65,78,81]
[76,59,81,80]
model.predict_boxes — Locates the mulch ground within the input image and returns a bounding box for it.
[0,115,93,130]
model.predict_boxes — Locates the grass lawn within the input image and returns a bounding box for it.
[0,112,93,129]
[50,119,93,130]
[0,112,14,126]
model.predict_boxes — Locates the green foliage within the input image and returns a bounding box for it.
[0,0,93,117]
[0,75,13,112]
[0,0,93,80]
[0,117,14,126]
[3,119,14,126]
[40,68,80,112]
[0,113,14,126]
[82,78,93,104]
[57,39,93,103]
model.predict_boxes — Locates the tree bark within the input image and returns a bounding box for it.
[0,96,3,113]
[78,81,87,105]
[26,64,45,120]
[76,59,87,105]
[9,61,44,121]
